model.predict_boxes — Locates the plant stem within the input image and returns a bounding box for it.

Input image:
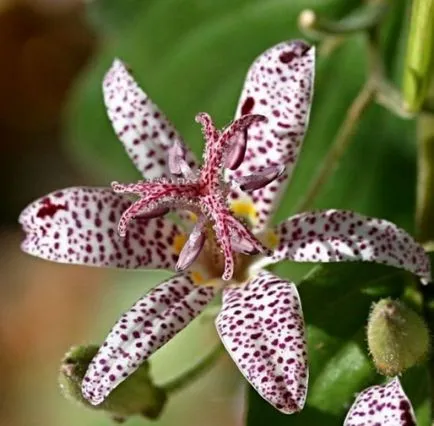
[295,26,413,212]
[415,72,434,421]
[162,343,225,394]
[299,2,388,38]
[295,83,375,212]
[415,112,434,244]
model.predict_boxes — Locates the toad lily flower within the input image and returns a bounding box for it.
[19,40,431,415]
[344,378,416,426]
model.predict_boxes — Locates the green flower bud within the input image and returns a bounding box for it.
[367,299,430,376]
[59,345,167,423]
[402,0,434,112]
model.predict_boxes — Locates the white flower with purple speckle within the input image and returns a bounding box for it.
[345,378,416,426]
[19,40,431,415]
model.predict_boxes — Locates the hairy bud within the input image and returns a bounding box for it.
[59,345,167,423]
[367,299,430,376]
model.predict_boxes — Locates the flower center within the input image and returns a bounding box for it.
[112,112,283,281]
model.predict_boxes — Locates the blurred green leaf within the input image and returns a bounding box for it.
[86,0,150,33]
[402,365,431,426]
[247,261,429,426]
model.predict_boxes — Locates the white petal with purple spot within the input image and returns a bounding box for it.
[215,270,308,414]
[103,60,198,180]
[227,40,315,231]
[82,273,217,405]
[344,378,416,426]
[267,210,431,284]
[19,187,182,270]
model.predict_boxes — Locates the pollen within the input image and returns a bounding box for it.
[230,200,258,226]
[173,233,187,254]
[263,229,279,249]
[191,270,205,284]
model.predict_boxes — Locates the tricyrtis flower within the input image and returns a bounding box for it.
[109,107,269,281]
[344,378,416,426]
[19,40,431,415]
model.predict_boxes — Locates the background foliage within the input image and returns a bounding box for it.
[63,0,429,425]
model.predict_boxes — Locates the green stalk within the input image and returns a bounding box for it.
[415,80,434,245]
[162,344,225,394]
[299,1,388,37]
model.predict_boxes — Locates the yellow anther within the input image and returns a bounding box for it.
[230,200,258,226]
[191,271,205,285]
[263,229,279,249]
[188,212,197,223]
[173,233,187,254]
[205,278,224,288]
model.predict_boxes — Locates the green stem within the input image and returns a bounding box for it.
[375,80,414,119]
[295,27,415,212]
[415,69,434,420]
[162,343,225,394]
[415,111,434,244]
[295,83,375,212]
[299,2,388,37]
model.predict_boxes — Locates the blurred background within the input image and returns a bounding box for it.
[0,0,420,425]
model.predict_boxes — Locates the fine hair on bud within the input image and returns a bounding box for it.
[367,298,430,377]
[59,344,167,421]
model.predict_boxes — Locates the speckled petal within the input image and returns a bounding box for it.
[344,378,416,426]
[82,273,217,405]
[19,187,183,270]
[227,40,315,231]
[215,270,308,414]
[103,59,198,179]
[267,210,431,284]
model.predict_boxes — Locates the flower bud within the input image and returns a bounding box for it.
[367,299,430,376]
[59,345,167,422]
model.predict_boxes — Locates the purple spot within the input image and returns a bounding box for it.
[241,97,255,115]
[36,199,67,219]
[279,51,296,64]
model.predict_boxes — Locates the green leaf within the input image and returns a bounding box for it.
[86,0,150,34]
[402,366,431,426]
[247,261,427,426]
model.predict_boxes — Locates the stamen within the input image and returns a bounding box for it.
[231,235,260,255]
[168,140,197,180]
[225,214,266,253]
[168,140,186,175]
[234,165,285,191]
[225,128,248,170]
[176,217,207,271]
